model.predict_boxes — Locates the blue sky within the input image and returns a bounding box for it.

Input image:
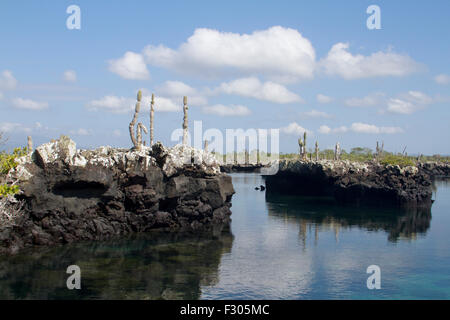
[0,0,449,155]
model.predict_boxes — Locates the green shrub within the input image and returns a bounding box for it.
[0,147,28,175]
[0,184,19,197]
[380,155,416,167]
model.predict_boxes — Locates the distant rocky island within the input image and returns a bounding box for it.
[0,136,234,254]
[265,159,450,208]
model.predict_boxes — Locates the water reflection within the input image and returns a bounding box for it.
[0,228,233,299]
[266,193,431,243]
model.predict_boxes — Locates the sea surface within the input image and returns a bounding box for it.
[0,173,449,299]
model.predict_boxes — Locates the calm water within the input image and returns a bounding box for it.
[0,173,449,299]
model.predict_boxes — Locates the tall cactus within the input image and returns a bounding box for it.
[129,90,142,149]
[27,136,33,154]
[136,122,148,148]
[334,142,341,161]
[298,137,304,158]
[182,96,188,146]
[303,131,307,159]
[150,93,155,146]
[315,141,319,161]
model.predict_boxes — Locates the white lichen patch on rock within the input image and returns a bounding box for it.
[156,143,220,177]
[8,136,221,183]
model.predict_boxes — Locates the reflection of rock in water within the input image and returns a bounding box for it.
[0,228,233,300]
[266,194,431,243]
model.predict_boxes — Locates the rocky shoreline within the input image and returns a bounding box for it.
[418,162,450,178]
[264,159,436,208]
[0,137,234,255]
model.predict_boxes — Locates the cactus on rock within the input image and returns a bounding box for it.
[27,136,33,154]
[298,132,307,160]
[129,90,142,149]
[182,96,188,146]
[298,138,304,158]
[334,142,341,161]
[150,93,155,146]
[136,123,148,148]
[315,141,319,161]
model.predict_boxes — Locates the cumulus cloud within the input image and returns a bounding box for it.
[202,104,250,116]
[301,109,332,118]
[0,70,18,90]
[70,128,91,136]
[12,97,49,110]
[87,95,134,114]
[344,93,384,107]
[320,43,422,79]
[63,70,77,82]
[214,77,303,104]
[318,125,331,134]
[350,122,403,134]
[319,123,403,134]
[151,96,182,112]
[386,91,433,114]
[280,122,311,135]
[0,122,32,133]
[434,74,450,85]
[318,125,348,134]
[155,81,207,106]
[108,51,150,80]
[316,94,332,104]
[143,26,316,81]
[87,93,181,114]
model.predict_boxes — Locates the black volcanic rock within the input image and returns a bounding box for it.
[264,160,433,209]
[1,138,234,254]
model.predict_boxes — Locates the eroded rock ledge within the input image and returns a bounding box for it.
[0,137,234,254]
[264,160,433,208]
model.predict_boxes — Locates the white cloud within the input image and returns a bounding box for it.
[87,92,182,114]
[70,128,91,136]
[12,97,49,110]
[0,122,32,133]
[344,93,384,107]
[108,51,150,80]
[215,77,303,104]
[319,123,402,134]
[280,122,311,135]
[0,70,18,90]
[350,122,403,134]
[320,43,422,79]
[435,74,450,85]
[143,26,316,81]
[318,125,331,134]
[318,125,348,134]
[316,94,332,104]
[87,95,134,114]
[151,96,182,112]
[386,91,433,114]
[202,104,250,116]
[63,70,77,82]
[301,110,332,118]
[155,81,207,106]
